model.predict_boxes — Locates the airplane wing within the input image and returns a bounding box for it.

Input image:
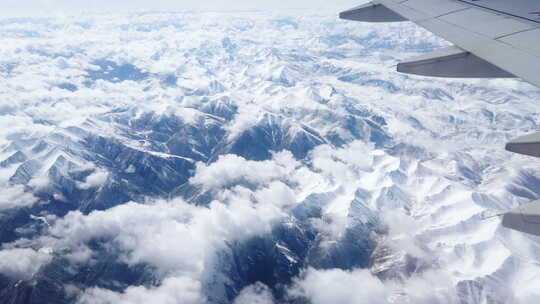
[340,0,540,88]
[340,1,540,237]
[502,200,540,237]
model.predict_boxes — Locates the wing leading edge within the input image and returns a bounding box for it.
[340,0,540,237]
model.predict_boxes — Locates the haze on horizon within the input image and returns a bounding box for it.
[1,0,365,17]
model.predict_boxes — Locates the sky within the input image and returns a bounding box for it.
[1,0,364,17]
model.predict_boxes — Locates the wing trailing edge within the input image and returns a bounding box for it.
[506,132,540,158]
[397,46,516,78]
[502,200,540,237]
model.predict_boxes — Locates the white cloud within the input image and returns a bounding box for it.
[0,115,53,147]
[310,141,375,182]
[44,200,208,275]
[78,276,205,304]
[396,270,458,303]
[380,209,428,259]
[78,169,109,190]
[290,267,459,304]
[233,282,275,304]
[0,248,52,280]
[290,267,388,304]
[0,185,39,211]
[189,151,299,191]
[28,175,51,190]
[37,180,293,297]
[25,149,308,300]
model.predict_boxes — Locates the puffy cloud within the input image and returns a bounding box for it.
[37,180,293,292]
[25,149,307,301]
[189,151,300,191]
[78,276,204,304]
[380,210,428,259]
[290,267,459,304]
[311,141,375,183]
[290,267,388,304]
[43,200,204,274]
[28,175,51,190]
[396,270,458,303]
[0,185,39,211]
[77,169,109,189]
[233,282,275,304]
[0,248,52,280]
[0,115,54,146]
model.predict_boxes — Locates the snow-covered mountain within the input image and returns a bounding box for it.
[0,10,540,304]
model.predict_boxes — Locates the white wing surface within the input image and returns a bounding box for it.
[340,0,540,87]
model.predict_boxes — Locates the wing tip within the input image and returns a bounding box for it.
[339,3,407,22]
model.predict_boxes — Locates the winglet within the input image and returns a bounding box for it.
[339,3,407,22]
